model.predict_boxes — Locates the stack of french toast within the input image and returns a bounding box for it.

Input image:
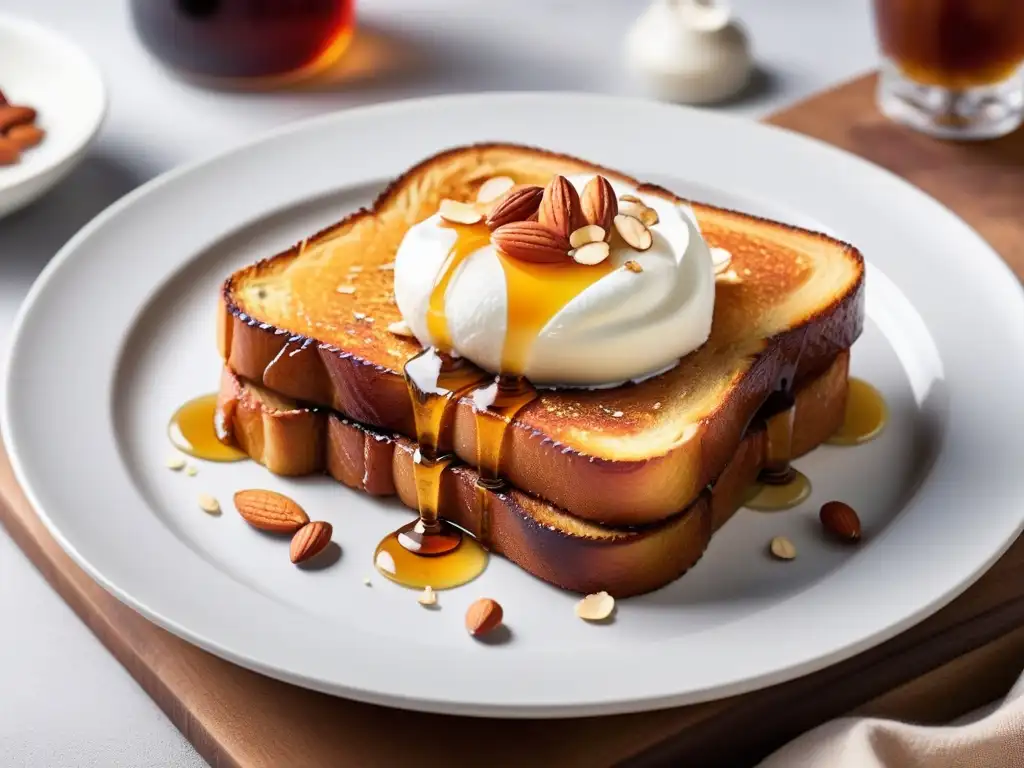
[216,144,864,597]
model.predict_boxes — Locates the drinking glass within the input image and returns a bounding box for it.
[872,0,1024,139]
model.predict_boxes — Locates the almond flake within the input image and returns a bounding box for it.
[575,591,615,621]
[377,262,396,271]
[717,269,742,284]
[653,402,662,410]
[198,494,221,515]
[640,207,659,227]
[418,586,437,606]
[165,455,186,471]
[612,411,623,418]
[571,241,610,266]
[336,285,356,295]
[619,200,648,220]
[363,576,372,587]
[186,465,198,477]
[348,265,363,273]
[624,259,643,273]
[353,311,366,320]
[388,320,414,337]
[476,176,515,204]
[569,224,606,249]
[770,536,797,561]
[439,199,482,225]
[620,194,644,205]
[614,214,653,251]
[711,247,733,273]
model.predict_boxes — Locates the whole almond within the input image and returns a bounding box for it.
[820,501,862,543]
[465,597,503,637]
[492,221,570,264]
[7,124,43,149]
[234,489,310,533]
[0,138,20,166]
[538,175,584,238]
[485,185,543,230]
[290,520,333,564]
[0,105,36,132]
[581,176,618,234]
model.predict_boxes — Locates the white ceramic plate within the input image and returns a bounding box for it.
[0,14,106,219]
[5,94,1024,718]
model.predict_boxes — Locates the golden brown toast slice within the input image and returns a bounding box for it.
[220,144,864,527]
[218,351,848,597]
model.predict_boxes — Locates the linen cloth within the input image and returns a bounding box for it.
[760,671,1024,767]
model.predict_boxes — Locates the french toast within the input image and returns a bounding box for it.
[219,350,848,596]
[219,144,864,527]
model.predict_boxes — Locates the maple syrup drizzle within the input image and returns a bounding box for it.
[827,378,887,445]
[471,374,538,545]
[374,348,490,589]
[168,394,247,462]
[375,220,610,589]
[744,388,813,512]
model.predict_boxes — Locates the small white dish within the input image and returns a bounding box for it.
[0,14,106,219]
[3,93,1024,718]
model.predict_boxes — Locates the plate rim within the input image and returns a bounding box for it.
[4,91,1024,717]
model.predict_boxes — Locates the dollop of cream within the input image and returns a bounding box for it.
[393,174,715,388]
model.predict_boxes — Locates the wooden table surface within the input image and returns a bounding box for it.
[1,74,1023,767]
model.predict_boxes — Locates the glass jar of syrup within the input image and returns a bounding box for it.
[130,0,356,86]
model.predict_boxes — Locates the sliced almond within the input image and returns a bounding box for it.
[387,320,415,337]
[439,199,482,225]
[624,259,643,273]
[165,455,186,471]
[569,224,606,249]
[619,194,644,205]
[613,214,653,251]
[575,591,615,621]
[476,176,515,204]
[335,285,356,295]
[185,465,198,477]
[639,207,659,227]
[618,200,647,220]
[377,261,396,271]
[418,585,437,606]
[770,535,797,561]
[711,247,733,273]
[198,493,221,515]
[571,241,610,266]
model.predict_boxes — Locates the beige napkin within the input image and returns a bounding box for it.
[759,671,1024,767]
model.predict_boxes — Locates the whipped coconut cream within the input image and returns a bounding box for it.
[392,174,716,387]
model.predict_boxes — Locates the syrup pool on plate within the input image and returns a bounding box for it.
[168,394,247,462]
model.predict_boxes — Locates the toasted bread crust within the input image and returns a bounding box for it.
[221,143,864,526]
[218,352,848,596]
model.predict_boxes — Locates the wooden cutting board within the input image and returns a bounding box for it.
[2,74,1023,768]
